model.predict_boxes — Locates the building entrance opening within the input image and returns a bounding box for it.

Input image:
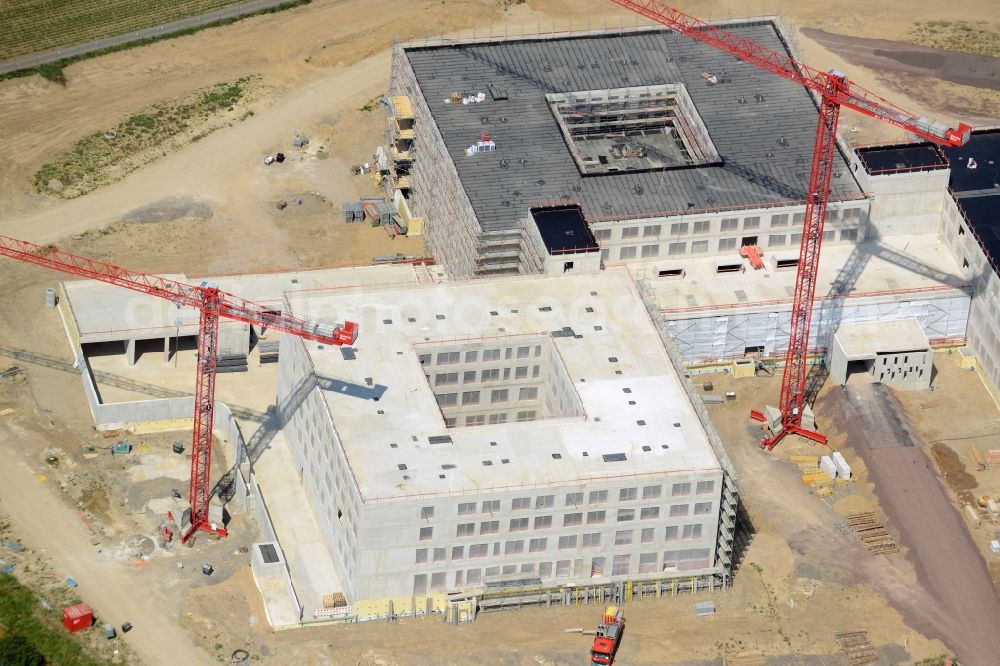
[740,236,758,247]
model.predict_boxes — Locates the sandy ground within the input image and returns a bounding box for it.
[823,382,1000,666]
[2,0,1000,663]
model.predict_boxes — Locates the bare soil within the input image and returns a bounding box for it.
[802,29,1000,93]
[2,0,1000,663]
[822,381,1000,666]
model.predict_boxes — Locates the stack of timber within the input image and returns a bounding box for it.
[796,456,833,496]
[216,354,248,373]
[847,512,899,555]
[258,341,279,365]
[834,630,878,665]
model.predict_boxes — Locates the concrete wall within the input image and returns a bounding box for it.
[592,200,870,265]
[828,336,932,389]
[278,331,365,601]
[279,330,729,602]
[850,152,951,237]
[941,196,1000,394]
[415,337,584,426]
[663,291,970,364]
[354,474,723,600]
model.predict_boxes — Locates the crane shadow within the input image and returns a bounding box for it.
[802,230,969,404]
[212,370,386,504]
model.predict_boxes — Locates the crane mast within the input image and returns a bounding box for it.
[608,0,970,449]
[0,234,357,541]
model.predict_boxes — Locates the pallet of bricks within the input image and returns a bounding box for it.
[835,630,878,665]
[847,511,899,555]
[793,455,834,497]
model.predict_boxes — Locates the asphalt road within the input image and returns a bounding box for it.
[831,383,1000,666]
[0,0,299,76]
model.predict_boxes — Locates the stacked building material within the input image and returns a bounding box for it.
[216,354,248,373]
[847,512,899,555]
[259,341,279,365]
[832,452,852,480]
[834,630,878,665]
[820,455,838,479]
[342,202,356,223]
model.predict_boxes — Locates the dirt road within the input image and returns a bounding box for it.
[802,28,1000,93]
[0,452,215,665]
[827,383,1000,666]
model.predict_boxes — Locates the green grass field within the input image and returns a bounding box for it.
[0,574,110,665]
[0,0,251,61]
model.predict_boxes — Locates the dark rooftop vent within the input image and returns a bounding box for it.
[259,544,280,564]
[429,435,453,445]
[442,464,456,470]
[341,347,356,360]
[398,464,407,470]
[602,453,627,462]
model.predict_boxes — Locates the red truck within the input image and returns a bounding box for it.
[590,606,625,665]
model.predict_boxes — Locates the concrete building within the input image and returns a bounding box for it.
[855,129,1000,398]
[385,21,867,279]
[277,269,738,607]
[828,319,933,389]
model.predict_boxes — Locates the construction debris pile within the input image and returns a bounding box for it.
[834,629,878,665]
[845,512,900,555]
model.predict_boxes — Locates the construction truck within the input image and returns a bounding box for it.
[590,605,625,665]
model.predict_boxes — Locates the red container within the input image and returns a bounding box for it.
[62,603,93,633]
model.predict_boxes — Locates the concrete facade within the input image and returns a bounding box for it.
[828,319,932,389]
[277,270,737,603]
[385,22,865,279]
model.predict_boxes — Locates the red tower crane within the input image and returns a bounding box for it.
[609,0,971,449]
[0,234,357,541]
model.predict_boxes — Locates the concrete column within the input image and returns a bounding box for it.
[125,338,137,366]
[164,336,171,364]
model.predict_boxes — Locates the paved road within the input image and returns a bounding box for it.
[0,455,214,665]
[0,0,300,76]
[830,383,1000,666]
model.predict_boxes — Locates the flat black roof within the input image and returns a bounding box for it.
[856,143,947,174]
[956,194,1000,262]
[941,129,1000,194]
[949,130,1000,267]
[530,205,598,254]
[403,23,862,233]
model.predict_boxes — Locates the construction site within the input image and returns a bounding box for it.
[1,0,1000,665]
